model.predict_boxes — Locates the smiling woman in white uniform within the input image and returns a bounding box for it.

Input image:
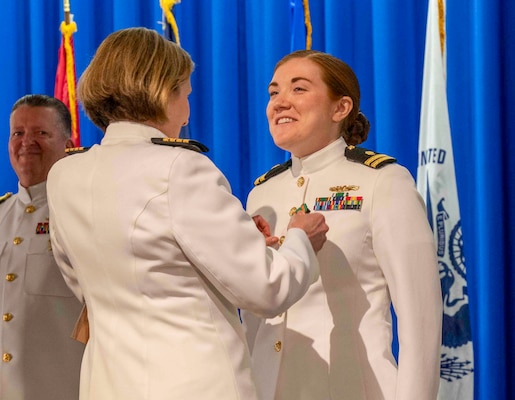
[242,50,443,400]
[46,28,328,400]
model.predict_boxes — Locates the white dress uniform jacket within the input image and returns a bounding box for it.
[0,182,84,400]
[243,138,442,400]
[46,121,319,400]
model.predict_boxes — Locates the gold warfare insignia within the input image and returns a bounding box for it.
[329,185,360,192]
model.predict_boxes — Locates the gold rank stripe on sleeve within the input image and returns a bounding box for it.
[151,137,209,153]
[344,145,397,169]
[0,192,13,204]
[254,159,292,186]
[65,146,91,155]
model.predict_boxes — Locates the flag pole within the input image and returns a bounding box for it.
[64,0,70,24]
[302,0,312,50]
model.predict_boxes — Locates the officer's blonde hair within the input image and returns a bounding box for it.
[78,27,194,130]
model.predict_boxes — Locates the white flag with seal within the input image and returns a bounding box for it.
[417,0,474,398]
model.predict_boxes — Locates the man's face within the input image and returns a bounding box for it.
[9,105,72,187]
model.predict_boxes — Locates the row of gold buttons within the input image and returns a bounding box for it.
[270,178,306,353]
[10,205,36,245]
[2,207,35,364]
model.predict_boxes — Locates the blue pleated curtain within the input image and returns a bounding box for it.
[0,1,513,399]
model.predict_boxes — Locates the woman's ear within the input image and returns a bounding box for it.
[332,96,353,123]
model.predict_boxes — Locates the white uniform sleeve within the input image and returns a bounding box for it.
[371,165,443,400]
[48,197,84,303]
[167,151,319,318]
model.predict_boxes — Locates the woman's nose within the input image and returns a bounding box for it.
[272,94,291,111]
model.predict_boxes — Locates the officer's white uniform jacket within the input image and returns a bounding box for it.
[242,138,443,400]
[0,182,84,400]
[46,121,319,400]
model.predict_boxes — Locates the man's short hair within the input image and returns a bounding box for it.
[11,94,72,138]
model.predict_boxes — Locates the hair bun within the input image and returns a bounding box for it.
[344,111,370,145]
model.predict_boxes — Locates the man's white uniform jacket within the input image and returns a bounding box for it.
[0,182,84,400]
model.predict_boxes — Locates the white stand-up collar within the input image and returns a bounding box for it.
[17,181,47,205]
[101,121,166,145]
[291,138,348,177]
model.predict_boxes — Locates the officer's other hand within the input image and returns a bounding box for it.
[287,212,328,253]
[252,215,280,246]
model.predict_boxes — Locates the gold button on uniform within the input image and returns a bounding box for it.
[25,205,36,213]
[279,236,285,245]
[3,353,13,362]
[274,341,282,352]
[297,177,305,187]
[3,313,13,322]
[13,237,23,245]
[5,273,17,282]
[289,207,297,216]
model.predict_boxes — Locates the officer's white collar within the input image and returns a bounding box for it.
[102,121,165,145]
[291,137,347,176]
[17,180,47,205]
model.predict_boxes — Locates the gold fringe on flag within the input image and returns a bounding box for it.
[303,0,312,50]
[60,20,79,145]
[160,0,181,46]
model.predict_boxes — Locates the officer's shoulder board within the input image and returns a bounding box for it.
[0,192,13,205]
[345,145,397,169]
[65,146,91,155]
[151,137,209,153]
[254,159,292,186]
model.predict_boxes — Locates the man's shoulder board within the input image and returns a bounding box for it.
[345,145,397,169]
[0,192,13,205]
[151,137,209,153]
[65,146,91,155]
[254,159,292,186]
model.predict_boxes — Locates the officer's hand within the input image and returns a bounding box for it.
[252,215,279,246]
[287,212,328,253]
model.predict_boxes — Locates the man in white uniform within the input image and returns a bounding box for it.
[0,94,84,399]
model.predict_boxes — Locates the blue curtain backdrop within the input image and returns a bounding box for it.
[0,1,513,398]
